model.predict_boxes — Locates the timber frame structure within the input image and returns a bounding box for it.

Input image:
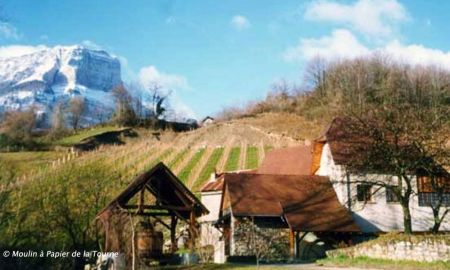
[96,162,209,253]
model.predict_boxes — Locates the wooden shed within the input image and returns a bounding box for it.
[96,162,209,261]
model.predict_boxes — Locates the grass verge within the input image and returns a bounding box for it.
[178,148,206,183]
[195,147,224,190]
[0,151,65,174]
[224,147,241,171]
[245,146,258,169]
[55,126,126,146]
[317,255,450,270]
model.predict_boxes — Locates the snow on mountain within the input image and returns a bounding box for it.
[0,45,121,126]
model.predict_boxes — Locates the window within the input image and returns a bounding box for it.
[418,193,450,207]
[386,186,400,203]
[357,184,372,202]
[417,176,450,207]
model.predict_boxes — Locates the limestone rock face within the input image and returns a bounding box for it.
[0,45,122,126]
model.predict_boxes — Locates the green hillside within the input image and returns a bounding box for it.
[0,113,312,269]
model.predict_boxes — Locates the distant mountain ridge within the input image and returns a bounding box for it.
[0,45,122,126]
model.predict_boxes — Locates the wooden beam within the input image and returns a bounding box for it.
[170,215,178,253]
[152,215,171,230]
[138,188,145,213]
[289,229,295,260]
[128,212,171,217]
[122,205,192,211]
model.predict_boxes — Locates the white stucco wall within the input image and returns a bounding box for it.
[200,191,222,223]
[200,190,225,263]
[316,143,450,233]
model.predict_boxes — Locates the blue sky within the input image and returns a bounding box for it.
[1,0,450,119]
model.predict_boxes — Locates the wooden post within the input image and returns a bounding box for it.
[189,209,197,250]
[138,188,145,214]
[170,215,178,253]
[289,229,295,261]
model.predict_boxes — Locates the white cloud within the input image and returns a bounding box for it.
[384,41,450,70]
[0,22,20,40]
[230,15,251,30]
[167,93,197,120]
[284,29,369,62]
[81,40,103,50]
[138,65,195,118]
[283,29,450,70]
[0,45,48,59]
[304,0,408,37]
[139,65,188,90]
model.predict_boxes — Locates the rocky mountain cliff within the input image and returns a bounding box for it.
[0,45,122,126]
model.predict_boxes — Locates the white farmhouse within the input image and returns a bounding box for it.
[199,117,450,263]
[314,117,450,232]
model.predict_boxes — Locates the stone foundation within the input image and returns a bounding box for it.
[327,234,450,262]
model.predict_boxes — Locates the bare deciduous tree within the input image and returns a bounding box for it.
[68,97,85,131]
[112,84,136,126]
[50,102,66,136]
[146,83,170,120]
[0,107,36,144]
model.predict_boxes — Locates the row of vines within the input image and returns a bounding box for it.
[0,136,274,269]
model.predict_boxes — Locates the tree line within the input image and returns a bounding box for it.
[0,83,171,149]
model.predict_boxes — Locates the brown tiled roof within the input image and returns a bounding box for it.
[257,145,313,175]
[319,117,372,166]
[223,173,360,232]
[200,170,257,192]
[200,174,225,192]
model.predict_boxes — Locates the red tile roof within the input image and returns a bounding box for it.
[223,173,360,232]
[200,174,225,192]
[200,170,257,192]
[257,145,313,175]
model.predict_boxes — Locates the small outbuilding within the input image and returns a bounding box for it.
[96,162,209,266]
[201,116,215,126]
[218,173,360,259]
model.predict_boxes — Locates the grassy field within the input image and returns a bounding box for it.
[245,146,259,170]
[0,151,66,175]
[224,147,241,171]
[158,264,305,270]
[169,148,190,168]
[55,126,126,146]
[178,148,206,183]
[195,147,224,190]
[317,255,450,270]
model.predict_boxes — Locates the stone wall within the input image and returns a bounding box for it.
[232,218,289,261]
[327,234,450,262]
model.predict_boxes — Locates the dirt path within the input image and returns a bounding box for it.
[239,142,247,170]
[173,147,196,175]
[217,137,235,172]
[258,141,266,165]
